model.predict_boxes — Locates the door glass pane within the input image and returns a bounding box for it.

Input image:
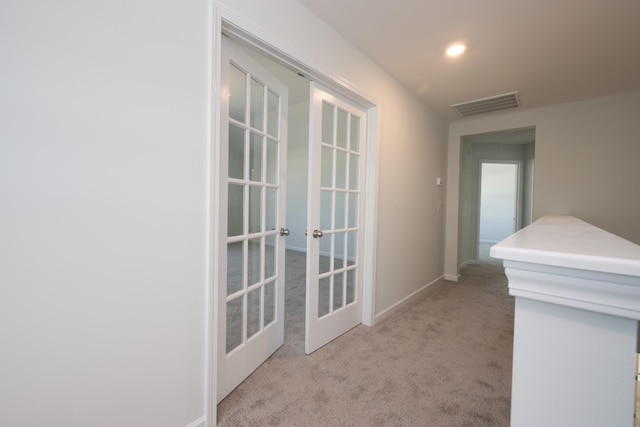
[264,280,275,326]
[350,115,360,152]
[320,190,332,231]
[318,277,331,317]
[250,78,264,130]
[229,65,246,123]
[334,272,344,310]
[319,236,331,275]
[227,242,243,295]
[266,138,278,184]
[228,124,245,180]
[265,188,277,231]
[321,101,334,144]
[249,133,262,182]
[265,234,276,279]
[348,193,358,228]
[334,232,345,270]
[347,230,357,267]
[346,269,356,305]
[348,153,359,190]
[321,146,333,188]
[247,287,261,339]
[336,108,348,149]
[267,90,279,137]
[335,150,347,189]
[335,192,346,230]
[228,184,244,237]
[248,185,262,233]
[248,237,261,286]
[226,296,243,353]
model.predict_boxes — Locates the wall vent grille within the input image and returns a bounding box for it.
[451,91,520,117]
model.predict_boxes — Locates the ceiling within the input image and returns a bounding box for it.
[297,0,640,122]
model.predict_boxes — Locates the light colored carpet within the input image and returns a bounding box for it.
[217,248,514,426]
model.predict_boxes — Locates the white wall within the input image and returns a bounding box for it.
[446,90,640,278]
[1,0,448,426]
[0,1,209,426]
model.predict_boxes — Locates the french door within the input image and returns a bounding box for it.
[217,37,288,402]
[305,83,367,354]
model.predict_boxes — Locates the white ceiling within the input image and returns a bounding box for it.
[298,0,640,122]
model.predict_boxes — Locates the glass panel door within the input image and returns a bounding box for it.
[217,37,288,402]
[306,82,366,354]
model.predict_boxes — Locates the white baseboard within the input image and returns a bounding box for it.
[374,275,445,324]
[444,274,460,282]
[185,416,206,427]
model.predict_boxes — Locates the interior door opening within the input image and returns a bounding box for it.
[212,18,379,424]
[478,162,521,261]
[217,35,369,410]
[456,128,535,268]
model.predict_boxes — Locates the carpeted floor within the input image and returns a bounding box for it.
[217,247,514,426]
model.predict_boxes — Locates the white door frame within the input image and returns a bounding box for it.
[206,4,380,426]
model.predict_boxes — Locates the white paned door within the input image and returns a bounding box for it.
[217,37,288,402]
[305,83,367,354]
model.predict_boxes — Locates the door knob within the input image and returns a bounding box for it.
[312,229,323,238]
[280,228,290,236]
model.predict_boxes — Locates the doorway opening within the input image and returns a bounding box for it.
[209,12,380,424]
[457,127,535,268]
[478,161,521,261]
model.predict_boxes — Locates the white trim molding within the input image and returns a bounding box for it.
[504,261,640,320]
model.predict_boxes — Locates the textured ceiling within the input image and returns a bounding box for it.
[298,0,640,121]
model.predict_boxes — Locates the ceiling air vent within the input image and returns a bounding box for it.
[451,91,520,117]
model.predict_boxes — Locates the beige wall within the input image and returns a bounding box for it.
[446,90,640,278]
[374,88,447,313]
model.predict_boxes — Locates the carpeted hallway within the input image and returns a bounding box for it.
[217,248,514,426]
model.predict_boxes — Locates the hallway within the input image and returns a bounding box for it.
[217,251,513,426]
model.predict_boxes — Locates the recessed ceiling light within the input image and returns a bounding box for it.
[446,44,466,57]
